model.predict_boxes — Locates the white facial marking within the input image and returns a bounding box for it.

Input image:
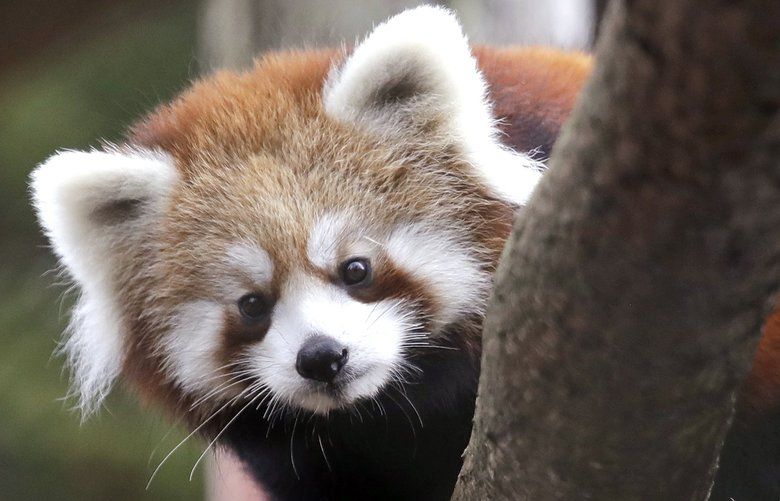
[164,300,224,395]
[226,243,274,285]
[306,212,352,269]
[386,223,489,327]
[245,218,489,414]
[245,276,411,413]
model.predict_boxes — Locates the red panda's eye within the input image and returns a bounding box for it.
[340,258,371,286]
[238,293,270,320]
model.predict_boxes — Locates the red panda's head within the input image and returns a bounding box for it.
[30,7,543,424]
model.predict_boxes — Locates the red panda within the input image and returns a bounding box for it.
[28,6,779,500]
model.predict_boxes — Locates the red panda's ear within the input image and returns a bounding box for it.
[29,148,177,415]
[322,5,542,205]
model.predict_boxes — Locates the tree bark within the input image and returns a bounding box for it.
[453,1,780,500]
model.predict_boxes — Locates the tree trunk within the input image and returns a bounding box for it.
[453,1,780,499]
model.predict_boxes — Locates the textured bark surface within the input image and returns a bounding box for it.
[453,1,780,500]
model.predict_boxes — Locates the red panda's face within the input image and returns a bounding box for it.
[152,128,499,414]
[30,6,544,420]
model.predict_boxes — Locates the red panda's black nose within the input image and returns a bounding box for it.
[296,335,348,383]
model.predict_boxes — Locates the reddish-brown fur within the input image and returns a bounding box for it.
[130,47,591,176]
[474,46,592,155]
[743,309,780,413]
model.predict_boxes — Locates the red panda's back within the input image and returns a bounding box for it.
[476,46,592,157]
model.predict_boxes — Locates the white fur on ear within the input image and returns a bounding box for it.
[323,5,543,205]
[30,148,177,414]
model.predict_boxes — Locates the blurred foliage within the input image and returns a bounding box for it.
[0,4,206,500]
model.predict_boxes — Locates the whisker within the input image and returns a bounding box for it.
[189,374,254,410]
[289,412,300,479]
[385,391,418,443]
[145,383,255,489]
[318,430,332,472]
[395,385,424,429]
[187,384,268,481]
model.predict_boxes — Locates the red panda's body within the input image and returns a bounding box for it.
[29,6,780,500]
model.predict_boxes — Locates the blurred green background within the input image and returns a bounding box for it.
[0,2,204,499]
